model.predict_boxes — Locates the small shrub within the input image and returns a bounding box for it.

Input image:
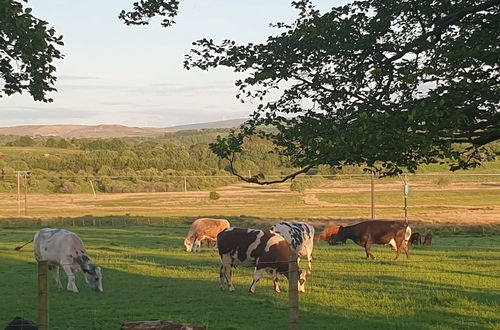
[435,176,452,186]
[209,191,220,200]
[290,178,313,194]
[59,181,81,194]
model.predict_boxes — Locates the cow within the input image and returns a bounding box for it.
[15,228,103,293]
[317,226,341,245]
[331,220,411,260]
[423,231,433,246]
[184,218,230,252]
[409,232,422,246]
[270,221,315,272]
[217,227,307,293]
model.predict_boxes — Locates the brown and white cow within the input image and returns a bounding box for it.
[184,218,230,252]
[217,227,307,293]
[331,220,410,260]
[15,228,103,293]
[317,225,342,245]
[270,222,315,272]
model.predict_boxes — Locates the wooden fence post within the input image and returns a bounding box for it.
[289,251,300,330]
[38,261,49,330]
[370,171,375,220]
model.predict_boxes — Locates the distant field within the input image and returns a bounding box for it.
[0,177,498,231]
[0,226,498,329]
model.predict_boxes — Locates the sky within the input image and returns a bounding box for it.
[1,0,347,128]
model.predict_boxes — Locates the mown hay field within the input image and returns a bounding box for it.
[0,225,499,329]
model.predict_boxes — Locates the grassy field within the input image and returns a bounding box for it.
[0,176,499,226]
[0,225,499,329]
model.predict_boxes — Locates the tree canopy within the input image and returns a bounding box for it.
[3,0,499,182]
[0,0,63,101]
[121,0,500,182]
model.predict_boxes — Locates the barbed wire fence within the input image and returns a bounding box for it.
[0,172,499,223]
[27,249,500,329]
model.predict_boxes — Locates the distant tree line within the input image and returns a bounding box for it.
[0,130,301,193]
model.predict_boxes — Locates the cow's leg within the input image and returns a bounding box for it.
[364,243,375,259]
[219,265,226,291]
[194,238,201,252]
[61,265,78,293]
[220,255,235,292]
[51,265,63,289]
[249,268,266,293]
[267,269,281,293]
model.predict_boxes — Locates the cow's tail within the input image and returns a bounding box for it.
[14,239,34,251]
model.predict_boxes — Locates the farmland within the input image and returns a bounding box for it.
[1,226,499,329]
[0,175,499,329]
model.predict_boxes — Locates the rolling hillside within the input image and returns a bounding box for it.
[0,119,246,138]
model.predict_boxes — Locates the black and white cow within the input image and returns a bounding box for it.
[270,221,315,272]
[16,228,103,293]
[332,220,410,260]
[217,227,307,293]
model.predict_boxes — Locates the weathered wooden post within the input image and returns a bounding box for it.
[38,261,49,330]
[403,175,410,223]
[17,171,21,216]
[184,176,188,192]
[371,171,376,220]
[289,251,300,330]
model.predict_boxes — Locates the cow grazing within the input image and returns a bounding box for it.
[15,228,103,293]
[184,218,230,252]
[423,231,433,246]
[270,221,315,272]
[409,232,422,246]
[331,220,410,260]
[317,226,341,245]
[217,227,307,293]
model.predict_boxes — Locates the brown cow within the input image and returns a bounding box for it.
[217,227,307,293]
[331,220,411,259]
[423,232,433,246]
[184,218,230,252]
[409,232,422,246]
[317,226,341,245]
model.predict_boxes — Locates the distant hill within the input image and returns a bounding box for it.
[0,119,246,138]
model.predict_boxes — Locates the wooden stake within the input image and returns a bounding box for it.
[38,261,49,330]
[289,251,300,330]
[371,170,375,220]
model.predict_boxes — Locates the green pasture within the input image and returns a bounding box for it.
[0,224,499,329]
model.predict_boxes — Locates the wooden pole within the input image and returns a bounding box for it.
[370,171,375,220]
[38,261,49,330]
[289,251,300,330]
[403,175,409,223]
[17,171,21,216]
[184,176,187,192]
[24,173,28,216]
[89,180,97,199]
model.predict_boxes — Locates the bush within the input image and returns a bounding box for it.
[59,181,81,194]
[290,178,314,194]
[209,191,220,200]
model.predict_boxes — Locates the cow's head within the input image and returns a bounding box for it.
[298,269,307,293]
[84,265,103,292]
[331,226,346,245]
[184,237,194,252]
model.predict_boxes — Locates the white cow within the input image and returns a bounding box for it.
[16,228,103,293]
[270,222,315,272]
[184,218,230,252]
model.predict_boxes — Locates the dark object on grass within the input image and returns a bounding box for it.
[423,232,433,246]
[121,320,206,330]
[5,317,38,330]
[409,232,422,246]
